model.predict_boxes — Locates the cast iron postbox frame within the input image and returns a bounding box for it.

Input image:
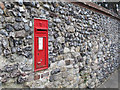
[34,18,48,72]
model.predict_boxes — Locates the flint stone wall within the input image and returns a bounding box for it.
[0,2,119,88]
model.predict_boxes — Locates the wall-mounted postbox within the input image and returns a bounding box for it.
[34,18,48,72]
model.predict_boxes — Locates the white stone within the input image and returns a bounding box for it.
[71,46,75,52]
[64,53,71,59]
[19,7,25,12]
[9,32,15,37]
[75,32,78,36]
[29,21,32,27]
[66,65,73,69]
[71,52,80,57]
[88,43,92,47]
[23,18,28,22]
[67,26,75,32]
[57,60,65,67]
[54,18,61,23]
[89,20,92,25]
[64,47,70,53]
[50,62,57,69]
[57,37,65,43]
[43,4,50,9]
[80,83,86,88]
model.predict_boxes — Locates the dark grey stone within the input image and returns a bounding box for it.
[2,39,9,48]
[87,47,91,52]
[55,68,60,73]
[23,2,31,6]
[0,47,2,55]
[77,56,83,62]
[49,75,54,82]
[1,78,7,83]
[66,20,70,25]
[17,12,22,17]
[58,2,65,7]
[6,24,14,32]
[62,72,68,78]
[24,46,32,51]
[24,52,32,59]
[0,30,8,36]
[14,40,21,46]
[31,2,36,7]
[24,24,30,31]
[26,35,32,39]
[65,60,70,65]
[17,0,23,6]
[1,17,4,22]
[5,3,11,9]
[14,23,23,31]
[79,67,84,72]
[11,47,16,53]
[51,68,60,75]
[3,49,10,57]
[17,76,26,84]
[16,47,22,52]
[15,17,22,22]
[49,57,56,63]
[10,70,21,78]
[4,64,18,72]
[23,2,36,7]
[22,66,32,71]
[15,30,25,38]
[52,3,58,8]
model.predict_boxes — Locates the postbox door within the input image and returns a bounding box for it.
[34,19,48,71]
[35,36,47,68]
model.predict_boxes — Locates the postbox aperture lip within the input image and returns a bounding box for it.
[34,18,48,21]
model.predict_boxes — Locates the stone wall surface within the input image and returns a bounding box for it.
[0,1,119,88]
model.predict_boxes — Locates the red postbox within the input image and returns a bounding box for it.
[34,18,48,72]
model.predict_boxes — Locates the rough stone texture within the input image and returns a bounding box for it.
[15,30,25,38]
[0,1,119,89]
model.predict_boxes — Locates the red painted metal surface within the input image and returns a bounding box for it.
[34,19,48,72]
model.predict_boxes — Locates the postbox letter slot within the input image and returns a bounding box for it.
[37,29,47,31]
[38,37,43,50]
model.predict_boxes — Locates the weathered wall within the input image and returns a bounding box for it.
[0,2,119,88]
